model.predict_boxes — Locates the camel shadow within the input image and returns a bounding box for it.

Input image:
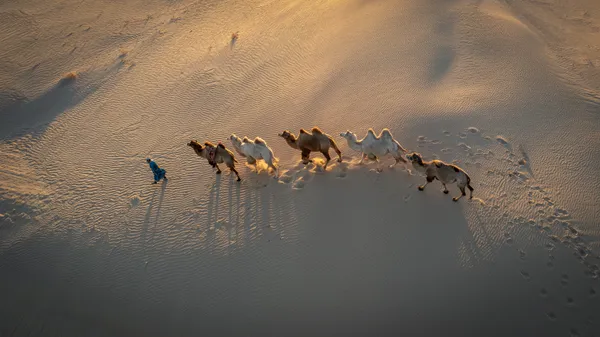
[205,174,222,241]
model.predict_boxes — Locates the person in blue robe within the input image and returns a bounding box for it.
[146,158,167,184]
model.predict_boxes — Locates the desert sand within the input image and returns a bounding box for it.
[1,0,599,336]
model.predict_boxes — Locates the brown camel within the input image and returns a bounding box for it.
[278,126,342,169]
[187,140,241,181]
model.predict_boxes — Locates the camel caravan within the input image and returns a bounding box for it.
[167,126,473,202]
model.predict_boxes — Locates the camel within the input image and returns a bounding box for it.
[229,134,279,178]
[187,140,241,181]
[406,152,474,201]
[278,127,342,169]
[339,128,408,171]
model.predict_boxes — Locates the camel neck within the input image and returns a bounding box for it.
[348,137,362,151]
[286,137,299,149]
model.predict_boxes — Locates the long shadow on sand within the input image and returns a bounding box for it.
[0,77,89,140]
[141,180,168,249]
[0,61,123,141]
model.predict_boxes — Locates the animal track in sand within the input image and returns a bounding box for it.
[520,270,531,280]
[540,288,548,297]
[496,135,510,147]
[546,311,557,320]
[457,143,471,151]
[519,249,527,260]
[504,232,513,245]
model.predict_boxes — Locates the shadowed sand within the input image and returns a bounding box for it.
[1,0,600,336]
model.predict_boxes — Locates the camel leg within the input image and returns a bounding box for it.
[442,183,449,194]
[266,157,278,178]
[359,152,366,165]
[335,148,342,163]
[214,164,222,174]
[230,166,241,181]
[418,176,435,191]
[301,149,312,165]
[453,186,466,202]
[270,164,279,179]
[467,183,474,199]
[390,154,407,168]
[321,150,331,170]
[375,157,383,173]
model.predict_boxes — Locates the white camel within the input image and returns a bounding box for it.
[339,128,409,171]
[229,134,279,178]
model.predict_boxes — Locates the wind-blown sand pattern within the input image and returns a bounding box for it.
[1,0,600,336]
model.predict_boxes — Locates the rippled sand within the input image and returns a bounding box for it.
[1,0,599,336]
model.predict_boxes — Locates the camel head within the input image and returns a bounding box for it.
[188,140,204,152]
[278,130,295,140]
[339,130,357,141]
[406,152,424,165]
[229,134,241,145]
[279,130,299,149]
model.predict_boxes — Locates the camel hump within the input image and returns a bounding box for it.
[204,141,215,147]
[434,161,442,168]
[451,165,460,173]
[217,143,226,149]
[300,129,309,134]
[311,126,323,135]
[242,136,251,142]
[254,137,266,145]
[367,128,376,135]
[380,129,392,138]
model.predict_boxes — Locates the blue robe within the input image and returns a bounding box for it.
[149,160,166,182]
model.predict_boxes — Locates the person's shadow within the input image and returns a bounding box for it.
[141,179,168,249]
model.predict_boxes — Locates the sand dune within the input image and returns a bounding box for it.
[1,0,599,336]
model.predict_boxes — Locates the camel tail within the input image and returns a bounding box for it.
[466,173,473,190]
